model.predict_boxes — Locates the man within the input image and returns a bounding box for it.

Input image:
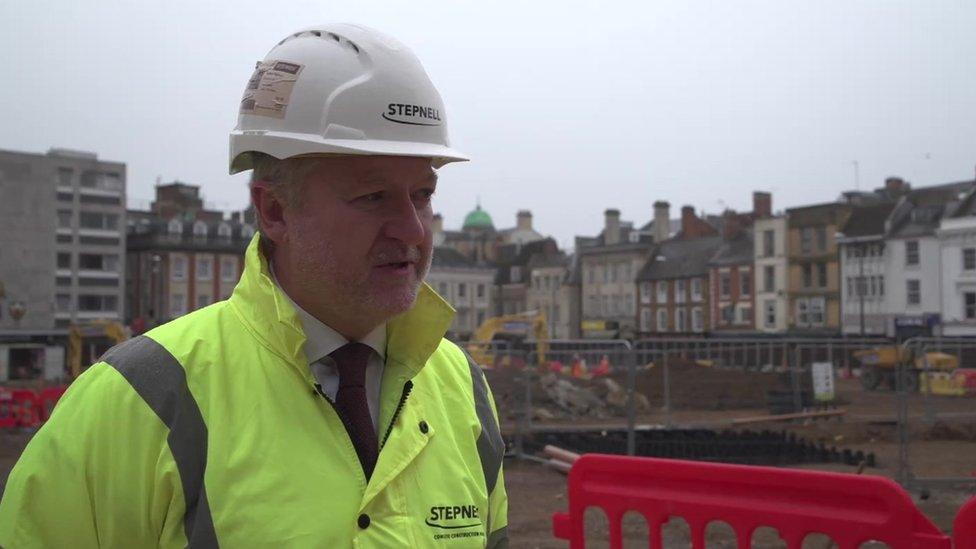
[0,24,508,548]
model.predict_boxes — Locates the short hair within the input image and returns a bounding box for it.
[248,153,322,252]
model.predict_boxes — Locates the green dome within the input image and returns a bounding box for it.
[462,204,494,230]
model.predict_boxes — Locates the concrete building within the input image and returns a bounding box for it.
[785,202,852,334]
[0,147,126,381]
[579,204,675,339]
[753,215,789,333]
[493,238,563,317]
[885,180,974,338]
[426,247,495,340]
[126,182,252,331]
[937,184,976,336]
[837,203,895,336]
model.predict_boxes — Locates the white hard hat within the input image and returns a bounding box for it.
[229,23,468,174]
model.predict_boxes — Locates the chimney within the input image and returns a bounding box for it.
[516,210,533,231]
[432,213,444,234]
[681,206,696,237]
[722,210,742,240]
[885,177,906,195]
[604,209,621,245]
[752,191,772,219]
[653,201,670,243]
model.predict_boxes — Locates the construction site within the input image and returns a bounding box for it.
[3,334,975,546]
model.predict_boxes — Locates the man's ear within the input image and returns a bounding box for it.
[251,181,288,247]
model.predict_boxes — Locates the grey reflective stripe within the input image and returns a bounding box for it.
[486,526,509,549]
[461,348,504,495]
[101,335,218,548]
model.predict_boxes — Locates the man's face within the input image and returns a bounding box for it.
[282,155,437,328]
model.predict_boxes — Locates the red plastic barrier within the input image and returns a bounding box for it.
[38,385,68,422]
[0,388,15,429]
[10,389,41,428]
[552,454,951,548]
[956,497,976,549]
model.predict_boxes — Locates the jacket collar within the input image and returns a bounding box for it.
[229,234,455,379]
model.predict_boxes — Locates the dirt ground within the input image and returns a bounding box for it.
[1,376,974,547]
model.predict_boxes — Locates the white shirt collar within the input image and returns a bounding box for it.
[269,262,386,364]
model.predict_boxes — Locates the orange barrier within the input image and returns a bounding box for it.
[0,388,15,429]
[552,454,956,548]
[38,385,67,422]
[10,389,41,428]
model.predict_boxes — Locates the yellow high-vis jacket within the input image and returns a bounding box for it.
[0,235,508,548]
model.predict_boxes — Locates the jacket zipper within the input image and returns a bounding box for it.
[380,380,413,449]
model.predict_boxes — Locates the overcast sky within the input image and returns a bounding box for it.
[2,1,974,249]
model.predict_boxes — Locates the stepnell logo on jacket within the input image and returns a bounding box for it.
[425,504,485,541]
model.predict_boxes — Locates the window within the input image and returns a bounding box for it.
[692,308,703,332]
[57,253,71,269]
[79,212,119,230]
[905,240,919,266]
[168,218,183,235]
[438,282,448,297]
[221,257,237,281]
[196,294,210,309]
[816,226,827,251]
[847,276,854,297]
[458,283,467,298]
[477,310,486,327]
[197,256,212,280]
[193,221,208,237]
[764,265,775,292]
[907,279,921,305]
[241,224,255,239]
[57,210,72,228]
[676,308,686,332]
[609,264,617,283]
[808,298,825,326]
[641,309,652,332]
[171,293,186,318]
[587,295,598,315]
[691,278,702,301]
[622,262,631,281]
[869,276,877,297]
[739,307,752,324]
[553,304,561,323]
[721,305,735,324]
[218,223,232,238]
[764,300,776,327]
[740,270,751,296]
[657,281,668,303]
[510,266,521,283]
[802,264,812,288]
[964,248,976,271]
[640,282,651,304]
[762,230,775,257]
[172,256,187,281]
[966,292,976,320]
[797,299,809,326]
[675,280,686,303]
[57,167,73,187]
[476,284,485,298]
[878,276,885,296]
[79,253,118,272]
[656,309,668,332]
[603,265,610,283]
[720,272,731,298]
[56,293,71,312]
[588,268,595,283]
[78,294,118,312]
[800,228,813,254]
[818,263,828,288]
[625,294,634,315]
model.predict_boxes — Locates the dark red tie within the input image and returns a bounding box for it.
[329,342,379,479]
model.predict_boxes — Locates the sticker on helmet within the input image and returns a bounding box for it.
[239,60,304,119]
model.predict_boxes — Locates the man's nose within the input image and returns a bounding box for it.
[383,195,427,245]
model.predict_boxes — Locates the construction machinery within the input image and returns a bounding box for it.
[853,346,976,395]
[67,321,128,378]
[467,313,548,369]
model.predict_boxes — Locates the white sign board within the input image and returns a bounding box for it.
[811,362,835,402]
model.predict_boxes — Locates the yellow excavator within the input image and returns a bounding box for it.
[67,321,128,378]
[853,346,976,396]
[466,312,548,370]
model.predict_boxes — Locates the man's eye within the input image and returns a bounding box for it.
[415,188,435,201]
[358,192,383,203]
